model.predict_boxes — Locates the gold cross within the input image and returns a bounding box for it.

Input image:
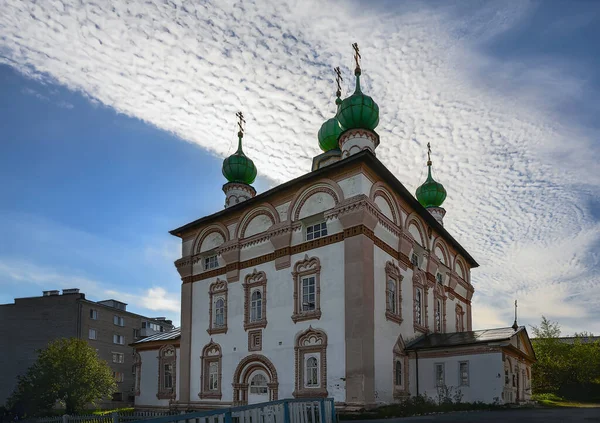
[236,111,245,135]
[352,42,361,70]
[334,67,343,94]
[427,142,431,162]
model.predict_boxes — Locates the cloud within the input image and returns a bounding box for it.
[1,0,599,333]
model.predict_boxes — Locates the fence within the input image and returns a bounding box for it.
[131,398,336,423]
[34,410,178,423]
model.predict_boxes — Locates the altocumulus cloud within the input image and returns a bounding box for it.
[1,0,599,334]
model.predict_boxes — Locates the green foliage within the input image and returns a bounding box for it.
[6,338,117,417]
[531,316,600,401]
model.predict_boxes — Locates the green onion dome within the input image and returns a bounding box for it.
[222,132,257,185]
[317,97,343,152]
[337,69,379,131]
[416,161,447,208]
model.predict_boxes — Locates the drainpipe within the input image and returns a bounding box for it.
[415,350,420,396]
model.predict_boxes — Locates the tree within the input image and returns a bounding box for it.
[6,338,116,417]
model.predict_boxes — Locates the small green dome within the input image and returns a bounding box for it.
[337,70,379,131]
[318,116,342,152]
[416,163,446,208]
[222,132,257,185]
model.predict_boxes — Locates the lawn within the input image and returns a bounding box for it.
[533,393,600,408]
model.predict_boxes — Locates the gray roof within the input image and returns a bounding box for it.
[405,327,525,350]
[132,328,181,344]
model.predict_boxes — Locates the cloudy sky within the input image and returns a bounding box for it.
[1,0,599,335]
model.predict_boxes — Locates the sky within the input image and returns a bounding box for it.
[0,0,599,335]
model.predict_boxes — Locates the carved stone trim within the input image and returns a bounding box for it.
[232,354,279,406]
[156,345,177,400]
[207,279,228,335]
[413,270,428,334]
[248,329,262,352]
[199,340,222,400]
[293,327,328,398]
[392,335,409,399]
[243,269,267,331]
[385,261,403,325]
[291,255,322,323]
[292,186,341,222]
[133,352,141,396]
[456,304,465,332]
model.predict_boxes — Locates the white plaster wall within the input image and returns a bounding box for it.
[182,238,195,257]
[373,223,398,249]
[276,202,290,222]
[337,173,373,199]
[244,215,274,238]
[374,197,394,223]
[190,242,347,404]
[297,192,336,220]
[239,239,274,261]
[408,224,423,246]
[409,352,504,403]
[228,223,237,240]
[200,232,225,253]
[136,349,170,408]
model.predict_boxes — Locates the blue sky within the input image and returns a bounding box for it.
[1,0,599,334]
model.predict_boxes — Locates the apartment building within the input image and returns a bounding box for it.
[0,289,174,408]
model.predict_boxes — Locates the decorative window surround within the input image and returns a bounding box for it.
[208,279,228,335]
[204,254,219,270]
[306,222,327,241]
[385,261,403,325]
[199,340,222,400]
[157,345,176,400]
[243,270,267,330]
[292,255,322,323]
[133,352,141,396]
[433,282,446,333]
[393,335,409,399]
[434,363,445,387]
[293,327,328,398]
[456,304,465,332]
[413,271,428,333]
[248,329,262,352]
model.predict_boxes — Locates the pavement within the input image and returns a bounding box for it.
[351,407,600,422]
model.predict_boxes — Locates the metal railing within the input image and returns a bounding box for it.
[130,398,336,423]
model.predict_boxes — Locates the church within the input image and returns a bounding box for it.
[132,45,536,411]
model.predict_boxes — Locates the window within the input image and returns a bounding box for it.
[157,345,176,399]
[113,315,125,326]
[90,309,98,320]
[459,361,469,386]
[208,279,228,335]
[306,222,327,241]
[292,256,322,323]
[113,371,124,383]
[395,360,403,387]
[456,304,465,332]
[435,299,442,332]
[200,341,222,399]
[411,252,419,267]
[250,373,268,394]
[111,392,123,401]
[250,290,262,321]
[386,280,397,314]
[204,255,218,270]
[88,328,97,340]
[415,289,422,325]
[112,352,125,363]
[305,357,319,387]
[294,327,327,398]
[436,273,443,284]
[133,328,140,339]
[385,262,403,324]
[215,298,225,327]
[505,369,509,385]
[434,363,445,387]
[113,334,124,345]
[243,270,267,330]
[301,277,316,311]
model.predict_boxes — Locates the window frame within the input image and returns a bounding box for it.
[412,271,428,333]
[249,373,269,394]
[459,361,469,386]
[304,355,320,388]
[199,341,222,399]
[434,363,445,387]
[113,371,124,383]
[112,352,125,363]
[90,309,98,320]
[157,345,177,399]
[456,304,465,332]
[300,276,316,312]
[293,327,327,398]
[113,334,124,345]
[243,270,267,330]
[305,221,328,241]
[88,328,97,340]
[385,262,403,324]
[204,254,219,271]
[113,315,125,327]
[292,255,322,323]
[207,279,228,335]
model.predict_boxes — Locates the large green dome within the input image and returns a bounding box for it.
[337,71,379,131]
[318,99,343,152]
[416,163,446,208]
[222,133,257,185]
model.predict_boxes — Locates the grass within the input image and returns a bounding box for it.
[532,393,600,408]
[91,408,135,415]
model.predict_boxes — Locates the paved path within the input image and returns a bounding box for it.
[351,407,600,422]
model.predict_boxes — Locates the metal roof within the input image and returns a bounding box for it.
[132,327,181,344]
[405,326,524,350]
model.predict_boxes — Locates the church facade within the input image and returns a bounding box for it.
[132,47,535,410]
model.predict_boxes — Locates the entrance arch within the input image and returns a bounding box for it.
[232,354,279,406]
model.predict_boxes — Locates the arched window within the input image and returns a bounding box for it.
[435,299,442,332]
[395,360,403,386]
[251,290,262,322]
[200,341,222,399]
[209,361,219,390]
[157,345,176,399]
[386,280,397,314]
[306,357,319,387]
[215,298,225,327]
[415,290,422,325]
[250,373,268,394]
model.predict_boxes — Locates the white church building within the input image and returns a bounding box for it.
[132,46,536,411]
